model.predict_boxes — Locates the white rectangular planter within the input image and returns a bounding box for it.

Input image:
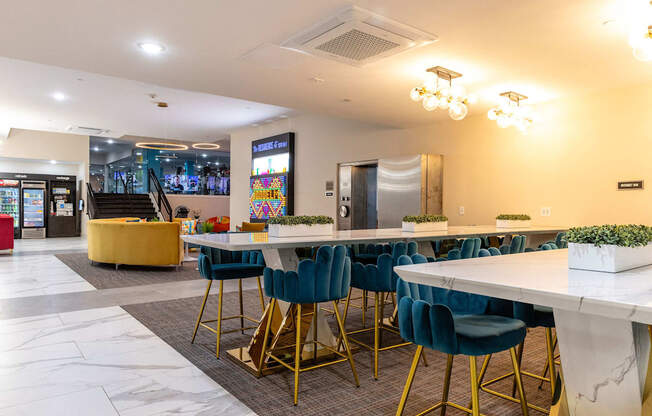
[568,242,652,273]
[496,219,531,229]
[402,221,448,233]
[268,223,334,238]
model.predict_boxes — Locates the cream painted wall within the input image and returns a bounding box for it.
[230,83,652,229]
[0,128,90,234]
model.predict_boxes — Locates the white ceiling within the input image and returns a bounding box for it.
[0,57,291,141]
[0,0,650,137]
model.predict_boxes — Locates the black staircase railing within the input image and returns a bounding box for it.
[148,168,172,222]
[86,182,99,219]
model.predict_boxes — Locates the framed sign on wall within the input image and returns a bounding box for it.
[249,132,294,222]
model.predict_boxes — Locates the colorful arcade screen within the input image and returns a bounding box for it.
[249,175,288,220]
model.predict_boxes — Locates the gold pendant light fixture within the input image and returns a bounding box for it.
[629,1,652,62]
[410,66,474,120]
[487,91,534,133]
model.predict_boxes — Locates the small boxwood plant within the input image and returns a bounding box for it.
[496,214,531,221]
[267,215,334,226]
[565,224,652,248]
[402,214,448,223]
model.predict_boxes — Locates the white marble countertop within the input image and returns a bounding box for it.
[394,249,652,325]
[180,225,566,250]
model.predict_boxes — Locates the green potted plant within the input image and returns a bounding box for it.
[566,224,652,272]
[496,214,531,229]
[402,214,448,233]
[267,215,334,238]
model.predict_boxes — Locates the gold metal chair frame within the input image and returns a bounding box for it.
[191,277,266,358]
[477,328,558,414]
[396,345,530,416]
[341,289,425,379]
[259,298,360,405]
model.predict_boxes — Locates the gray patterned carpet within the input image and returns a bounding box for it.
[124,288,555,416]
[55,252,201,289]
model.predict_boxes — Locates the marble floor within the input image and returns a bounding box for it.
[0,237,255,415]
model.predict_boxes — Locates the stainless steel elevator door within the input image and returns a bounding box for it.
[377,155,422,228]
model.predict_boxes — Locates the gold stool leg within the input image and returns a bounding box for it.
[396,345,423,416]
[191,280,212,343]
[510,347,530,416]
[440,354,454,416]
[545,327,557,399]
[256,277,265,313]
[469,356,480,416]
[511,341,525,397]
[313,303,318,362]
[239,279,245,334]
[216,280,224,358]
[294,304,302,406]
[362,290,368,328]
[257,298,276,377]
[374,291,380,380]
[332,300,360,387]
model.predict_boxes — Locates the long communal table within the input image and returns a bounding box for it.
[181,225,566,376]
[394,249,652,416]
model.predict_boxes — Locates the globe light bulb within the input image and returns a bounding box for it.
[439,86,450,98]
[467,93,478,105]
[410,87,422,102]
[449,102,468,121]
[438,96,450,110]
[422,95,438,111]
[488,108,498,120]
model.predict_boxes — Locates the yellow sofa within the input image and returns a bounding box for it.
[88,218,183,267]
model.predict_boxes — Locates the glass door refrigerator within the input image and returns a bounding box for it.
[21,180,46,238]
[0,179,20,238]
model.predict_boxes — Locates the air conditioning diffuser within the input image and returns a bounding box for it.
[282,6,437,67]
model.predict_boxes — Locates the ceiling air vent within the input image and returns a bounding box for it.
[282,6,437,67]
[66,126,111,136]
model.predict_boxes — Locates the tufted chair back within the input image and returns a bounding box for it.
[201,246,265,266]
[264,245,350,304]
[198,253,213,280]
[488,247,502,256]
[478,248,491,257]
[555,232,567,249]
[447,237,481,260]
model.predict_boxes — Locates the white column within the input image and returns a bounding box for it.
[554,309,650,416]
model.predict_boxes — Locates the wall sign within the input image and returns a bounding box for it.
[618,180,644,190]
[252,134,293,157]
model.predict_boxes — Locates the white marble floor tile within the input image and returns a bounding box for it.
[0,387,119,416]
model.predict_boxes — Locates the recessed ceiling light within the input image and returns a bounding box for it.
[93,146,100,151]
[106,139,114,144]
[138,42,166,55]
[251,123,259,127]
[202,153,207,158]
[52,92,66,101]
[165,158,171,162]
[50,160,57,164]
[278,115,288,119]
[310,76,325,83]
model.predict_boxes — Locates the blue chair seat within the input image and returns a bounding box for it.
[211,263,265,279]
[454,314,527,356]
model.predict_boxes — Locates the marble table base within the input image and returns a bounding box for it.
[554,309,651,416]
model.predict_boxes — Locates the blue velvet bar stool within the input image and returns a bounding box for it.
[394,256,530,416]
[345,242,423,380]
[474,248,557,413]
[191,247,266,358]
[260,245,359,405]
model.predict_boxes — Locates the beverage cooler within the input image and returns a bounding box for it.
[21,181,46,238]
[0,179,20,238]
